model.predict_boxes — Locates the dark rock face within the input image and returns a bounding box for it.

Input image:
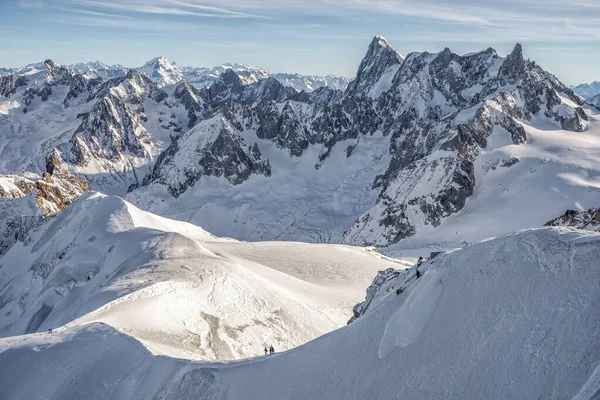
[173,81,207,128]
[498,43,525,85]
[0,74,29,97]
[145,115,271,198]
[63,93,151,165]
[545,208,600,232]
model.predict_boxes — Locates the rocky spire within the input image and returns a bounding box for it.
[345,36,405,97]
[498,43,525,85]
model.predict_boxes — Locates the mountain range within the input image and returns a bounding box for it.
[573,81,600,108]
[1,36,599,251]
[1,35,600,399]
[0,57,351,93]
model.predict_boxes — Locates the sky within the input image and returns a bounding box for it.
[0,0,598,84]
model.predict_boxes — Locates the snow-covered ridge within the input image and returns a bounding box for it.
[0,192,402,361]
[1,227,599,399]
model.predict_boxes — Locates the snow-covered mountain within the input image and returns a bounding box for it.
[2,37,600,249]
[573,81,600,100]
[2,58,350,92]
[2,35,600,399]
[269,73,350,92]
[128,37,600,248]
[0,192,403,361]
[180,62,270,88]
[136,56,184,87]
[69,61,128,80]
[1,227,599,399]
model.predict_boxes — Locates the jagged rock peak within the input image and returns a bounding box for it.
[498,43,525,84]
[44,59,58,69]
[345,36,405,96]
[221,68,243,86]
[363,35,404,66]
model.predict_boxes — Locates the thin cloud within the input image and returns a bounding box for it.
[63,0,268,19]
[17,0,45,8]
[58,7,130,18]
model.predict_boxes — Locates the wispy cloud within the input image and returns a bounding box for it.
[63,0,268,19]
[58,7,129,18]
[17,0,45,8]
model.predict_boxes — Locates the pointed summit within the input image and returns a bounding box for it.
[498,43,525,84]
[137,56,183,87]
[345,36,405,97]
[44,59,57,70]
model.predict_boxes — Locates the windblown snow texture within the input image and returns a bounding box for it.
[0,192,401,361]
[1,228,599,400]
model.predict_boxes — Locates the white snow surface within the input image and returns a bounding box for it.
[0,192,402,361]
[1,227,599,399]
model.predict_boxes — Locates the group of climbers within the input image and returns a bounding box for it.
[264,345,275,355]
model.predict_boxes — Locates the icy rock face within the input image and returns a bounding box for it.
[342,43,586,245]
[545,208,600,232]
[0,74,29,97]
[348,267,409,324]
[146,114,271,197]
[0,63,194,195]
[0,164,90,256]
[173,81,207,128]
[589,94,600,108]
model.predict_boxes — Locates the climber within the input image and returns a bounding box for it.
[269,345,275,354]
[396,288,403,296]
[417,256,424,266]
[264,347,268,355]
[416,268,422,279]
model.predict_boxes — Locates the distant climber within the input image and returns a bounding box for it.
[417,256,424,266]
[269,345,275,354]
[264,347,268,355]
[396,288,403,296]
[416,268,422,279]
[48,328,53,334]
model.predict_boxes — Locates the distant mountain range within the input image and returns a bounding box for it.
[0,57,351,93]
[572,81,600,107]
[1,37,599,250]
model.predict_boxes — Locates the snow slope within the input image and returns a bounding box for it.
[0,192,402,361]
[1,227,598,399]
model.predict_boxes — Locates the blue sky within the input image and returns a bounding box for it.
[1,0,598,84]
